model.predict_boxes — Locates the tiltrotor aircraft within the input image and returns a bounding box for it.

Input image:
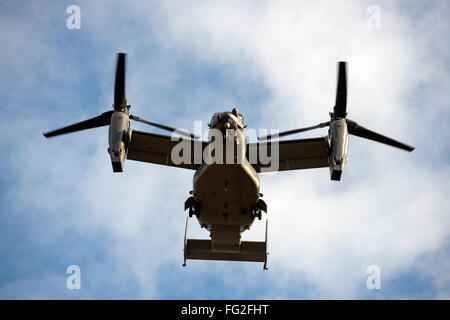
[44,53,414,270]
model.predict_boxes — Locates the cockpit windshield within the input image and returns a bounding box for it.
[209,113,221,128]
[208,108,245,130]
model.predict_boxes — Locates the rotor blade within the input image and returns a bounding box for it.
[258,121,330,141]
[43,110,114,138]
[346,119,414,152]
[129,115,200,140]
[333,61,347,118]
[114,53,126,111]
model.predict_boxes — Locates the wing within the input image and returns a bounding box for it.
[127,130,207,170]
[247,137,329,173]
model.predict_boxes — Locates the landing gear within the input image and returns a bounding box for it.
[184,196,201,218]
[251,206,262,220]
[189,206,197,218]
[251,199,267,220]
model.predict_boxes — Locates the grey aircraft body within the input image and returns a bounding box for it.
[44,53,414,269]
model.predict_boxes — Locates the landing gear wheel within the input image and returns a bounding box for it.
[251,207,262,220]
[188,203,201,218]
[185,196,200,218]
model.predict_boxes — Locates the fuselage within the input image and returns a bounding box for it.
[190,110,264,251]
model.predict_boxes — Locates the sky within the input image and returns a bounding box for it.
[0,0,449,299]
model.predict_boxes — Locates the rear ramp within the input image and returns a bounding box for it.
[183,217,268,270]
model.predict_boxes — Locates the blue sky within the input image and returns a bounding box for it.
[0,0,449,299]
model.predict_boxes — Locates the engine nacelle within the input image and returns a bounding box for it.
[108,111,131,172]
[327,118,349,181]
